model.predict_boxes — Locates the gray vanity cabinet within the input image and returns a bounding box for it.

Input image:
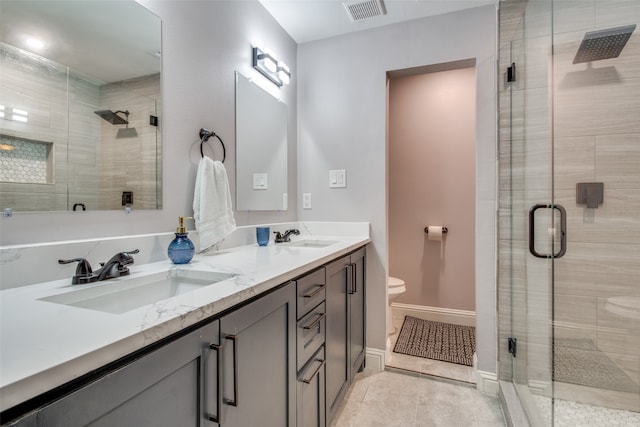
[218,282,296,427]
[4,246,366,427]
[295,268,327,427]
[7,320,220,427]
[296,346,325,427]
[349,247,366,381]
[325,247,366,424]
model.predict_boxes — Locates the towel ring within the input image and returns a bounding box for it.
[199,128,226,163]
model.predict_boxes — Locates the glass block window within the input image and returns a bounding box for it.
[0,135,51,184]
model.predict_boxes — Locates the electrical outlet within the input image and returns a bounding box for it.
[303,193,312,209]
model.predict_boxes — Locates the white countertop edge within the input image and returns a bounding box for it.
[0,235,370,412]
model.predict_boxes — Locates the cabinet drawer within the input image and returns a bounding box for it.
[297,302,326,371]
[297,346,326,427]
[296,268,326,319]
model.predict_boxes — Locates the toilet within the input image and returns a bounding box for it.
[387,276,406,336]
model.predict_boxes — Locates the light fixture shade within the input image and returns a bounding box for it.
[263,51,278,72]
[252,46,291,87]
[277,62,290,85]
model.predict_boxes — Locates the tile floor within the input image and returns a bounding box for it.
[332,369,506,426]
[386,315,476,383]
[332,315,505,426]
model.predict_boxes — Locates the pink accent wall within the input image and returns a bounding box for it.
[389,67,476,311]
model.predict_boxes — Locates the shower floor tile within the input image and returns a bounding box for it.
[534,395,640,427]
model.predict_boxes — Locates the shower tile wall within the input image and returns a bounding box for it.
[0,45,100,211]
[98,74,160,210]
[552,0,640,411]
[0,45,160,212]
[499,0,640,413]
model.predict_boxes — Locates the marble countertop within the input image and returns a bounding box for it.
[0,232,370,412]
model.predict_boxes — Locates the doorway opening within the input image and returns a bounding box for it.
[386,59,477,383]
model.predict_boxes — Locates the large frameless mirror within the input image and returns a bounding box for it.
[235,72,287,211]
[0,0,162,212]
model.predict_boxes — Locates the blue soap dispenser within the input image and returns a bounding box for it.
[168,216,195,264]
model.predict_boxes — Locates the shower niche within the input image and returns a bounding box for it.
[0,135,53,184]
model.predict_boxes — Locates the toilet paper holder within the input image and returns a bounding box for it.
[424,226,448,234]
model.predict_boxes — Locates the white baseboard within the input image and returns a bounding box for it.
[476,370,499,396]
[391,303,476,327]
[365,347,385,373]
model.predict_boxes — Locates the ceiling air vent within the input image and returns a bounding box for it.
[343,0,386,22]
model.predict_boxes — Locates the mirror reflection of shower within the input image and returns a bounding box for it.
[94,109,138,139]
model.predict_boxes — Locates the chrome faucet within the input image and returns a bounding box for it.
[274,229,300,243]
[58,249,139,284]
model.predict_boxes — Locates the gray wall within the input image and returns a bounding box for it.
[0,0,298,245]
[297,5,497,371]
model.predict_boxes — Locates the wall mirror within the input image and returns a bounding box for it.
[0,0,162,212]
[235,72,287,211]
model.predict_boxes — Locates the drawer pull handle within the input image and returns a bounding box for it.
[303,313,326,330]
[302,359,325,384]
[207,343,222,423]
[224,334,238,407]
[303,284,326,299]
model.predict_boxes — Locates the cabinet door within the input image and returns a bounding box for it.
[325,254,350,422]
[219,283,296,427]
[349,247,366,379]
[30,320,219,427]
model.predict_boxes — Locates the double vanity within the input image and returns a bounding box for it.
[0,223,370,426]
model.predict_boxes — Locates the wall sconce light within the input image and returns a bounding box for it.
[253,46,291,87]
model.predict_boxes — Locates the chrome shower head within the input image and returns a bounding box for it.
[94,110,129,125]
[573,24,636,64]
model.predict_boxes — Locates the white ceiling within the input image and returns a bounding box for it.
[0,1,160,83]
[258,0,496,44]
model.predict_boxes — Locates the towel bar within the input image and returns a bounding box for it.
[199,128,226,163]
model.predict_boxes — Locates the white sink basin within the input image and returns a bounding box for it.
[284,239,338,248]
[40,269,235,314]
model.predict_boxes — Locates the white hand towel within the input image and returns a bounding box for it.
[193,156,236,251]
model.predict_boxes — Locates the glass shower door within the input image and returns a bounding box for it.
[498,0,556,424]
[500,0,640,425]
[550,0,640,422]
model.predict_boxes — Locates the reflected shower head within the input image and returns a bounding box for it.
[94,110,129,125]
[573,24,636,64]
[116,127,138,139]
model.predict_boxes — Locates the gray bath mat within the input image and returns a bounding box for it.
[393,316,475,366]
[554,340,639,394]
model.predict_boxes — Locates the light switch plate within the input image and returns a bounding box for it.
[303,193,312,209]
[253,173,268,190]
[329,170,346,188]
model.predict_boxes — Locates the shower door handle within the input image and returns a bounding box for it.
[529,204,567,259]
